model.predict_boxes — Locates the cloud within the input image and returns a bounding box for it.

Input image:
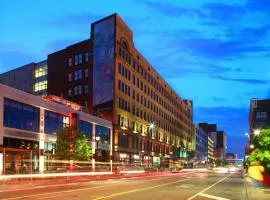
[212,76,269,85]
[246,0,270,12]
[212,97,228,102]
[158,64,231,78]
[169,37,269,60]
[201,3,246,23]
[43,38,85,55]
[143,2,203,18]
[43,12,102,29]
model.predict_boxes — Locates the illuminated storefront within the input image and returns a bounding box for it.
[0,83,112,175]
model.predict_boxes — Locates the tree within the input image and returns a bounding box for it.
[55,127,74,160]
[187,150,195,160]
[73,133,92,161]
[248,129,270,169]
[55,127,92,161]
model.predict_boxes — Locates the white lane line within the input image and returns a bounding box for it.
[199,193,230,200]
[92,178,191,200]
[2,185,109,200]
[187,173,233,200]
[2,174,192,200]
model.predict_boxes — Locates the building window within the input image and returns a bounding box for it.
[79,54,83,64]
[34,64,47,78]
[85,85,89,94]
[34,80,47,92]
[85,52,89,62]
[68,89,72,97]
[68,73,72,82]
[84,69,89,78]
[75,55,78,65]
[74,70,82,80]
[44,142,56,154]
[96,125,110,150]
[4,98,40,132]
[74,85,82,95]
[79,120,93,139]
[118,63,121,74]
[44,110,69,135]
[119,133,128,148]
[68,57,72,67]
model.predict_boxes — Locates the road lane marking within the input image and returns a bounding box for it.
[187,173,233,200]
[199,193,230,200]
[0,172,195,194]
[2,174,192,200]
[92,178,191,200]
[2,186,109,200]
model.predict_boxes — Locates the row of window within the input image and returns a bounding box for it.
[118,47,189,113]
[34,80,47,92]
[79,121,110,143]
[118,133,173,154]
[117,114,183,144]
[68,85,88,96]
[34,64,47,78]
[68,52,89,67]
[68,69,88,82]
[117,62,191,126]
[117,87,188,136]
[3,98,109,137]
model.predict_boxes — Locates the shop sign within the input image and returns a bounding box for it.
[153,156,160,167]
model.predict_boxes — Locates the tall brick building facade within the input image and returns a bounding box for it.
[0,14,193,166]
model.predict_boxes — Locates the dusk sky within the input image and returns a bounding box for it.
[1,0,270,157]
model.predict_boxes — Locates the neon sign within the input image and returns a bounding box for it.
[43,95,81,111]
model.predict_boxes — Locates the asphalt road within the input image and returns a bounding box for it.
[0,171,263,200]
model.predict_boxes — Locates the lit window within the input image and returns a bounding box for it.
[34,81,47,92]
[34,64,47,78]
[68,58,72,67]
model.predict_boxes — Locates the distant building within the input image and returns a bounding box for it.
[199,123,227,161]
[249,99,270,130]
[208,136,214,163]
[226,153,237,160]
[0,60,48,96]
[213,131,227,160]
[194,124,208,162]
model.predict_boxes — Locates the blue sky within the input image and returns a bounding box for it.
[1,0,270,157]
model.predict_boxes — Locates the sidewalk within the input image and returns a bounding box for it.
[245,176,270,200]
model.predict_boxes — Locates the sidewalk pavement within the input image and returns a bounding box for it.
[245,176,270,200]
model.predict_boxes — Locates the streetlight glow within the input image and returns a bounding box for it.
[149,123,154,129]
[250,144,255,149]
[96,136,100,141]
[254,130,260,136]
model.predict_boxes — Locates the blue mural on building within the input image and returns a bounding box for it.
[92,16,115,106]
